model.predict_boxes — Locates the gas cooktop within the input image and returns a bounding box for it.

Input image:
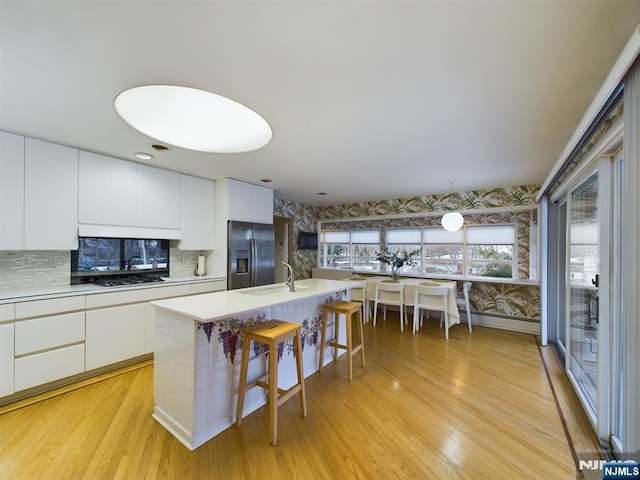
[89,274,165,287]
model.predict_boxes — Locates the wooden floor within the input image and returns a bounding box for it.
[0,314,598,479]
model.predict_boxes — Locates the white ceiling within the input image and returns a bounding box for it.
[2,1,640,206]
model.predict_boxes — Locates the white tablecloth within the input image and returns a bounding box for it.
[347,276,460,331]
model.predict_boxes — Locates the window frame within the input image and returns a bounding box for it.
[320,223,518,280]
[320,229,380,270]
[464,224,517,279]
[317,205,538,283]
[378,227,424,275]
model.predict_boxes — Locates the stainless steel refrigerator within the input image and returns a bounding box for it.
[227,220,275,290]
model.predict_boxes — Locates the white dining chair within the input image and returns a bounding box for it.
[412,285,449,338]
[373,282,406,332]
[456,281,473,333]
[348,278,369,323]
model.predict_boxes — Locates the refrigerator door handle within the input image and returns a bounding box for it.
[250,237,257,286]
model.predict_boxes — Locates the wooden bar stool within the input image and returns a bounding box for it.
[319,300,365,381]
[235,319,307,446]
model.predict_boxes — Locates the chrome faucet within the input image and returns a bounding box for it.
[127,256,140,270]
[281,261,295,292]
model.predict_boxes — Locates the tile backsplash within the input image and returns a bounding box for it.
[0,248,205,291]
[0,251,70,291]
[168,249,202,279]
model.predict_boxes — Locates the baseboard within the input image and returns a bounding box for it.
[470,313,540,334]
[370,303,541,335]
[0,354,154,410]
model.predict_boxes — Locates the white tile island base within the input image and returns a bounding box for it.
[150,278,360,450]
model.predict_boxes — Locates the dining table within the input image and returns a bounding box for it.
[346,276,460,334]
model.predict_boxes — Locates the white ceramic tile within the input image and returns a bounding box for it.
[153,286,355,448]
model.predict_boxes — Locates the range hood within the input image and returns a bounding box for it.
[78,224,182,240]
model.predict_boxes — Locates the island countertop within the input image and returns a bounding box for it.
[150,278,361,322]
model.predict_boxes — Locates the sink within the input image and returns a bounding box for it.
[239,284,308,296]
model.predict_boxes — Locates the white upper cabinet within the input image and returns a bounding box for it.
[136,164,180,229]
[79,151,136,226]
[78,154,182,238]
[24,138,78,250]
[225,178,273,224]
[0,131,25,250]
[180,175,215,250]
[1,130,215,248]
[226,178,255,222]
[252,183,274,224]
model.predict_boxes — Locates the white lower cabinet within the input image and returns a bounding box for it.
[13,311,85,393]
[2,279,227,401]
[14,344,85,392]
[85,303,149,370]
[15,312,85,356]
[0,322,14,397]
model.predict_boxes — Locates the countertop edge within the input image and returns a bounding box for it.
[151,278,355,322]
[0,276,227,304]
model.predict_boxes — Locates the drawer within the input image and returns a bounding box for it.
[0,323,14,397]
[15,295,85,319]
[189,280,226,295]
[0,303,14,322]
[15,312,85,356]
[86,284,192,309]
[14,344,85,392]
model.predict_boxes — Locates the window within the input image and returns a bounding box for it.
[385,228,422,273]
[72,237,170,275]
[466,225,515,278]
[321,223,517,279]
[422,227,463,275]
[351,230,380,269]
[320,230,380,269]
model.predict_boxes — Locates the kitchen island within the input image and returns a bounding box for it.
[150,278,361,450]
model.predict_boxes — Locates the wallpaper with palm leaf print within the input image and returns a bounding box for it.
[274,200,319,280]
[274,184,541,322]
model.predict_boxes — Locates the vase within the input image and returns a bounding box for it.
[391,269,400,281]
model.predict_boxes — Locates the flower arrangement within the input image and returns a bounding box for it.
[375,247,420,280]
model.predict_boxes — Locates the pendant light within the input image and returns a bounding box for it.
[441,181,464,232]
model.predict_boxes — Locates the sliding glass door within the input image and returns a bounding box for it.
[561,152,623,453]
[567,172,600,416]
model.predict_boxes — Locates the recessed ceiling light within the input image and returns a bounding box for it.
[260,178,273,183]
[114,85,272,153]
[134,152,154,160]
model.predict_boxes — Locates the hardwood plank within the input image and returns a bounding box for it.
[0,316,584,479]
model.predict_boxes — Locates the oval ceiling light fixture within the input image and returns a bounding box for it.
[114,85,272,153]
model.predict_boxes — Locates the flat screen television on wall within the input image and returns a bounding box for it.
[298,231,318,250]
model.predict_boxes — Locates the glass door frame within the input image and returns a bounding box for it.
[610,150,624,456]
[563,157,613,434]
[556,200,567,357]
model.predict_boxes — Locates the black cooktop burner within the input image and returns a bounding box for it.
[92,275,165,287]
